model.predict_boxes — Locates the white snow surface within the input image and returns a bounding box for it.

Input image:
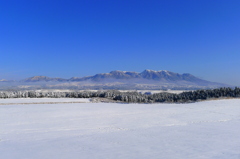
[0,98,90,104]
[0,99,240,159]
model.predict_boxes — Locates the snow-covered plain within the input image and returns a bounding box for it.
[0,99,240,159]
[0,98,90,104]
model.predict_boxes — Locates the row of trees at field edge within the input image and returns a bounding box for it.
[0,87,239,103]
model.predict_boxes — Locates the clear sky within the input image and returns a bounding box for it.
[0,0,240,86]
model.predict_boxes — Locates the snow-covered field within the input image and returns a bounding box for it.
[0,98,90,104]
[0,99,240,159]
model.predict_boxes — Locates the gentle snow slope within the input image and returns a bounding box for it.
[0,98,90,104]
[0,99,240,159]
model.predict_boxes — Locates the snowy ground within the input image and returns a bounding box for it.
[0,98,90,105]
[0,99,240,159]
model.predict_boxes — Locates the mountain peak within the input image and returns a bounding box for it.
[142,69,157,72]
[109,70,126,74]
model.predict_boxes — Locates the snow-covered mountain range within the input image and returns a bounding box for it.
[0,70,228,90]
[22,70,219,83]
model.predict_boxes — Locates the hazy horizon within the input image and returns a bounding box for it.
[1,0,239,86]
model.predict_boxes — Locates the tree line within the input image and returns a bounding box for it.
[0,87,239,103]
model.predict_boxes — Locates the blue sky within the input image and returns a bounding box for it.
[0,0,240,86]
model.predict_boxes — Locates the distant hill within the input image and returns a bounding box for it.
[0,79,15,82]
[23,76,67,82]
